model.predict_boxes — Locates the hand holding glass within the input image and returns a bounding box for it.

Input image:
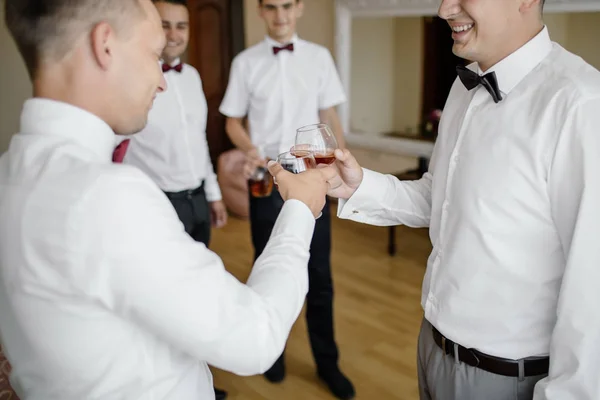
[294,123,338,165]
[275,150,322,218]
[249,166,273,198]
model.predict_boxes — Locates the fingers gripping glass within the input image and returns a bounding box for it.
[294,123,338,165]
[276,150,322,219]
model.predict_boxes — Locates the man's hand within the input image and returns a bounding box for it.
[243,147,267,180]
[209,200,228,228]
[323,149,364,200]
[267,161,328,218]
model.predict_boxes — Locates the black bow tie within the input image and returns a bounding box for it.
[456,65,503,103]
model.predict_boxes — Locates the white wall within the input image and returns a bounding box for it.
[349,17,423,135]
[0,4,32,152]
[244,0,335,52]
[350,18,398,134]
[564,13,600,68]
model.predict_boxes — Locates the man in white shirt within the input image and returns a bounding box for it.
[325,0,600,399]
[123,2,227,397]
[219,1,354,399]
[124,0,228,253]
[0,1,332,399]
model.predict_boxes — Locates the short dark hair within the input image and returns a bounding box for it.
[258,0,300,4]
[153,0,188,6]
[4,0,144,79]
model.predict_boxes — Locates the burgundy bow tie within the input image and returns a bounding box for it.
[162,62,183,73]
[273,43,294,55]
[112,139,130,163]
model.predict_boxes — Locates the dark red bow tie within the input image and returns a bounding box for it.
[162,62,183,73]
[273,43,294,55]
[112,139,130,163]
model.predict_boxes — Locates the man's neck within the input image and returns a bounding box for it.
[162,56,180,66]
[33,66,76,105]
[479,23,544,72]
[33,66,112,131]
[268,33,295,45]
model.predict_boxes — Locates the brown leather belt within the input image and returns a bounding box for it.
[432,326,549,377]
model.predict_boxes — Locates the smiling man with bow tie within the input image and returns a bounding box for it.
[219,1,354,399]
[322,0,600,399]
[123,6,227,242]
[124,0,228,242]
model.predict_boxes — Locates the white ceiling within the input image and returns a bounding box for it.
[337,0,600,17]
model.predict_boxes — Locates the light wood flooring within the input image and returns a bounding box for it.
[209,205,432,400]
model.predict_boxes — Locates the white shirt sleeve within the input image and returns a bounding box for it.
[219,56,249,118]
[318,49,347,110]
[83,168,314,376]
[337,168,432,228]
[533,97,600,400]
[196,76,222,202]
[201,139,222,202]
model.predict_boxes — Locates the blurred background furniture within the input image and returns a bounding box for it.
[0,343,18,399]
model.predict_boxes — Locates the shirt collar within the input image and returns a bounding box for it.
[19,98,117,163]
[473,25,553,97]
[165,58,181,67]
[159,58,183,71]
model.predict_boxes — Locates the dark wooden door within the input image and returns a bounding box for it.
[187,0,245,164]
[421,17,465,119]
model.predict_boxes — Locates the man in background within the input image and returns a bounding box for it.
[219,1,354,399]
[124,0,228,252]
[0,0,331,399]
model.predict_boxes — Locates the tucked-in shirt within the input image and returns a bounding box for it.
[219,35,347,159]
[0,98,315,399]
[338,26,600,399]
[124,59,221,199]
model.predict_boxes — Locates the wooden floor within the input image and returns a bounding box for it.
[209,205,432,400]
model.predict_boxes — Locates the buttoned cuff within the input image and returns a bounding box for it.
[337,168,388,222]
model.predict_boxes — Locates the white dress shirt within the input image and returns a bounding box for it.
[219,35,346,159]
[124,59,222,200]
[0,98,315,399]
[339,27,600,399]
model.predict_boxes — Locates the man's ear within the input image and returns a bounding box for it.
[296,0,305,18]
[90,22,115,70]
[519,0,542,14]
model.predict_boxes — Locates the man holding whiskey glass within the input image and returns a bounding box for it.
[219,0,354,398]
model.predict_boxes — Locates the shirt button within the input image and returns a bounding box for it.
[453,154,459,163]
[443,200,450,209]
[352,210,359,214]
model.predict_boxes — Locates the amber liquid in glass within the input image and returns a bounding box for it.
[249,167,273,197]
[313,153,336,165]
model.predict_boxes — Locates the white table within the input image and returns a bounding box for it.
[346,131,435,159]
